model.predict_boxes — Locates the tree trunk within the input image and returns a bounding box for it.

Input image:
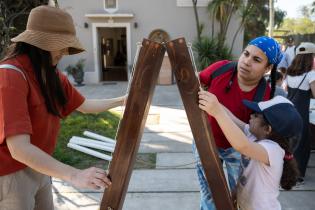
[192,0,201,42]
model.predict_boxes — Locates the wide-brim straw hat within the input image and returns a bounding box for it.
[11,5,85,55]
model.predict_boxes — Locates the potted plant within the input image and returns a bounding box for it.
[65,58,85,86]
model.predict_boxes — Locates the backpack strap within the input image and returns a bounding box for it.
[253,78,267,102]
[208,61,267,101]
[210,61,238,82]
[0,64,27,81]
[287,73,307,101]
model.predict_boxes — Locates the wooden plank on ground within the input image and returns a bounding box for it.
[165,38,235,210]
[100,39,166,210]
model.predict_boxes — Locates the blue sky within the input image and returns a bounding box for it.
[275,0,314,18]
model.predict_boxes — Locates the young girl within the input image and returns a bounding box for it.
[198,90,301,210]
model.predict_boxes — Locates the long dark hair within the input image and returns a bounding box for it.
[1,42,68,117]
[267,132,299,190]
[287,54,313,76]
[258,117,299,190]
[269,64,277,99]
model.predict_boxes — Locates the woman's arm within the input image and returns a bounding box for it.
[6,134,111,189]
[77,95,126,114]
[198,90,269,165]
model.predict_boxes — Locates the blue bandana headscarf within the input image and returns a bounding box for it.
[248,36,283,65]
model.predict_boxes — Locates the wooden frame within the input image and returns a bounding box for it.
[166,38,234,210]
[100,39,166,210]
[100,38,234,210]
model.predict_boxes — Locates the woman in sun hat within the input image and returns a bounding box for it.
[192,36,283,210]
[286,42,315,185]
[0,5,125,209]
[198,91,301,210]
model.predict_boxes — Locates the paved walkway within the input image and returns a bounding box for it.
[53,82,315,210]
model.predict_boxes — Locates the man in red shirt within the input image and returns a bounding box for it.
[0,6,125,210]
[193,36,283,210]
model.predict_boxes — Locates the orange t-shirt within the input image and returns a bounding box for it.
[0,54,85,175]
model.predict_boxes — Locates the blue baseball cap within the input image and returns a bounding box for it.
[243,96,302,138]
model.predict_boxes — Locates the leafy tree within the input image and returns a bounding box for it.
[192,0,246,70]
[191,0,235,70]
[192,0,203,42]
[191,0,285,70]
[278,18,315,35]
[244,0,286,44]
[311,1,315,14]
[229,2,255,54]
[205,0,284,53]
[53,0,59,7]
[207,0,243,46]
[0,0,49,58]
[300,5,311,19]
[193,36,231,70]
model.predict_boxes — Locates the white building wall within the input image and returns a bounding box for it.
[57,0,244,83]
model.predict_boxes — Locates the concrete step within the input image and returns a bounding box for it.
[53,169,199,194]
[143,106,191,133]
[139,132,193,153]
[288,168,315,191]
[113,106,162,125]
[54,192,200,210]
[144,124,191,133]
[156,152,195,169]
[124,192,199,210]
[52,159,315,194]
[54,191,315,210]
[54,192,100,210]
[308,151,315,167]
[113,106,192,132]
[53,166,315,210]
[151,86,183,106]
[128,169,199,192]
[78,83,184,106]
[279,191,315,210]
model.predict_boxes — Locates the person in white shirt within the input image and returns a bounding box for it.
[277,37,296,71]
[198,92,301,210]
[286,42,315,184]
[285,37,296,65]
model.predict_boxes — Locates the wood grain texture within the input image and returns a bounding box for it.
[165,38,235,210]
[100,39,166,210]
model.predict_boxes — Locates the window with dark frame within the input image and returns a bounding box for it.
[105,0,117,9]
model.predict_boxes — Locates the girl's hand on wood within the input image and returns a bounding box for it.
[198,89,223,117]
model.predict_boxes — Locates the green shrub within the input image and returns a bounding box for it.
[193,36,231,71]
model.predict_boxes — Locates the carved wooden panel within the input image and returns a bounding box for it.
[165,38,235,210]
[100,39,166,210]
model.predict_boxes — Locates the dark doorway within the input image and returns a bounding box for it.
[98,27,127,81]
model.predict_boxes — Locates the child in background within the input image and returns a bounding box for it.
[274,71,287,97]
[198,90,301,210]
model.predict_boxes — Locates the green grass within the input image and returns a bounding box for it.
[54,111,156,170]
